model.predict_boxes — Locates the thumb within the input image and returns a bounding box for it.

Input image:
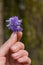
[0,32,17,57]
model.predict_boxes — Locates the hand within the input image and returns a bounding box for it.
[0,32,31,65]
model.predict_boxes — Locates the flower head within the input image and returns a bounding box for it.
[6,16,23,32]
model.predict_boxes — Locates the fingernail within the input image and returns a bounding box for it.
[10,32,17,39]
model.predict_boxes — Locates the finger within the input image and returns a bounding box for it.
[11,50,28,59]
[0,32,17,57]
[0,57,6,65]
[10,42,24,52]
[17,56,31,64]
[17,31,22,41]
[0,31,22,57]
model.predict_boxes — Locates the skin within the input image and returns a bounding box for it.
[0,32,31,65]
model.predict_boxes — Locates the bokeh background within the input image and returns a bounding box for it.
[0,0,43,65]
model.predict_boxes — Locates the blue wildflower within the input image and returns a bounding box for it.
[6,16,23,32]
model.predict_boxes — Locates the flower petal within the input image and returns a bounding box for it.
[6,16,23,32]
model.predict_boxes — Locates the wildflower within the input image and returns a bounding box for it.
[6,16,23,32]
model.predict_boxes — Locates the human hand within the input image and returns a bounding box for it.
[0,32,31,65]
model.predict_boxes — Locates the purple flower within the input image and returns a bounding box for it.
[6,16,23,32]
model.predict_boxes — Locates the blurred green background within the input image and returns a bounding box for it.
[0,0,43,65]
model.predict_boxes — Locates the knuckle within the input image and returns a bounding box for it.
[28,58,31,64]
[24,56,31,64]
[17,42,25,49]
[24,56,29,61]
[26,57,31,64]
[24,50,29,56]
